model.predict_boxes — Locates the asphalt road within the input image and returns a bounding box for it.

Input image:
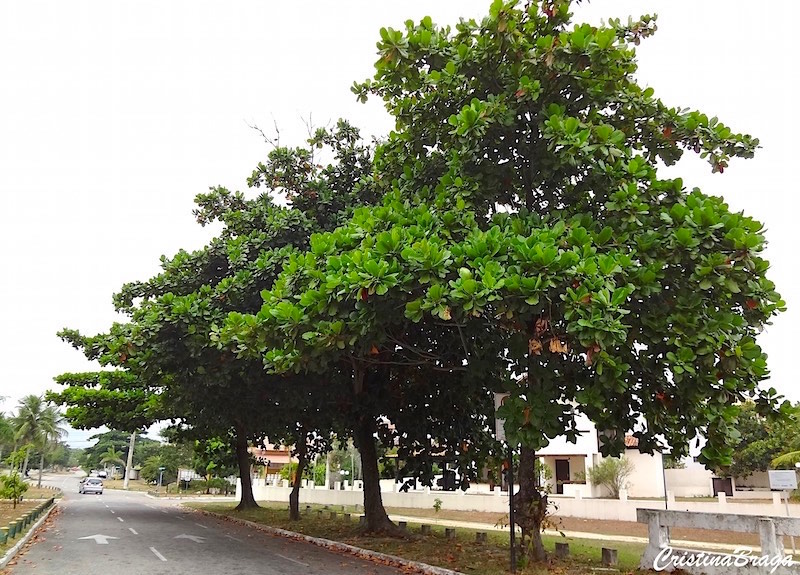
[8,473,406,575]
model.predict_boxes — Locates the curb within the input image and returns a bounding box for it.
[0,500,59,569]
[197,509,465,575]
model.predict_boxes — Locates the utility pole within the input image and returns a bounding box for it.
[123,430,136,490]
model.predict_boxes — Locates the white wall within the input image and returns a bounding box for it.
[238,480,799,522]
[664,467,714,497]
[626,450,666,498]
[734,471,772,490]
[539,413,598,456]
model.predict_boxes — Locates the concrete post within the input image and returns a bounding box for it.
[717,492,726,505]
[601,548,618,567]
[758,518,784,558]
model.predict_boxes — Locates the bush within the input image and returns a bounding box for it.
[1,472,29,508]
[587,457,634,498]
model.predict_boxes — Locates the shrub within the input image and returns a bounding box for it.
[587,457,634,498]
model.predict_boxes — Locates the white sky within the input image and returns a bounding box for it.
[1,1,797,448]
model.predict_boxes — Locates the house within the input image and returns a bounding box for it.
[249,441,293,476]
[537,412,666,498]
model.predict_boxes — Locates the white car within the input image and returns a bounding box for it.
[80,478,104,495]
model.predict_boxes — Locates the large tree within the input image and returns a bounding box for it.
[226,0,786,556]
[53,121,381,512]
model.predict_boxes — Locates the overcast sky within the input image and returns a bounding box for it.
[1,1,797,448]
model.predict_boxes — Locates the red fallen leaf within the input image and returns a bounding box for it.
[745,299,759,309]
[360,288,368,301]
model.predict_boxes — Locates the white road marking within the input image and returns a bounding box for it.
[79,534,118,545]
[129,528,138,535]
[194,523,208,529]
[160,510,168,514]
[117,517,124,522]
[174,534,205,543]
[150,547,167,562]
[110,510,115,514]
[275,553,309,567]
[224,534,242,542]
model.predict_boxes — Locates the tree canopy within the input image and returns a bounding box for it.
[50,0,786,558]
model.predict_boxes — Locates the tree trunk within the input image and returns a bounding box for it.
[22,449,29,478]
[514,446,547,561]
[123,431,136,490]
[37,451,44,488]
[234,426,258,511]
[353,417,402,535]
[289,432,307,521]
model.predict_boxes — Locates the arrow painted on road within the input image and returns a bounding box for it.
[79,534,119,545]
[174,534,205,543]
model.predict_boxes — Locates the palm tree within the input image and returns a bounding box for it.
[11,395,67,486]
[12,395,46,478]
[100,446,126,476]
[36,406,67,487]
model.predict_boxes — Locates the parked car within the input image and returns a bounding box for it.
[80,478,104,495]
[97,470,108,479]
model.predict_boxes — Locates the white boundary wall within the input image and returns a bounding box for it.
[239,480,799,522]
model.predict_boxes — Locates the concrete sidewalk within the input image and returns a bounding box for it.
[387,513,757,553]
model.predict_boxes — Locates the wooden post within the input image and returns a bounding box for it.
[555,542,569,558]
[475,532,487,544]
[329,511,337,519]
[359,515,366,526]
[421,524,431,535]
[399,521,407,530]
[445,528,456,540]
[508,444,516,574]
[601,548,618,567]
[344,513,351,521]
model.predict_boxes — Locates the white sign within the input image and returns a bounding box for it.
[494,393,510,442]
[768,470,798,491]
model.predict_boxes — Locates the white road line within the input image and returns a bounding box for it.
[150,547,167,562]
[129,528,138,535]
[160,510,168,514]
[194,523,208,529]
[110,510,115,514]
[274,553,309,567]
[117,517,124,522]
[224,535,242,542]
[176,516,185,520]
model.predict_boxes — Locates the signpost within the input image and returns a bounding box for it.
[494,393,516,573]
[769,469,799,554]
